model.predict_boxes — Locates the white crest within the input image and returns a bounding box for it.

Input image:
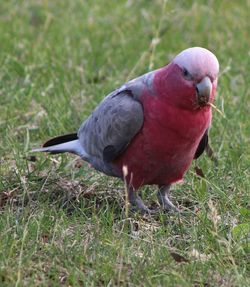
[173,47,219,79]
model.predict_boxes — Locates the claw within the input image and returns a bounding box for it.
[126,185,179,215]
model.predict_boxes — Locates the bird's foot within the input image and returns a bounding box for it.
[128,188,155,215]
[157,186,180,213]
[131,196,156,215]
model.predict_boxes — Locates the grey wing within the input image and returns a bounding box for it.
[77,91,144,176]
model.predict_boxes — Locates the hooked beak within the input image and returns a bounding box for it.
[196,76,212,106]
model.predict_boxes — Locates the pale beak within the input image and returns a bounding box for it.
[196,76,212,106]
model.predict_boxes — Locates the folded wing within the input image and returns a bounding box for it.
[78,91,144,176]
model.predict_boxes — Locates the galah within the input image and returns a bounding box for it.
[33,47,219,213]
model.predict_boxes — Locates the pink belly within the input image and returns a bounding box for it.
[114,127,196,189]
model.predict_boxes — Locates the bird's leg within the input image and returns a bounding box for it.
[127,186,153,214]
[157,185,180,212]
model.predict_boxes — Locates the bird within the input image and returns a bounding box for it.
[33,47,219,214]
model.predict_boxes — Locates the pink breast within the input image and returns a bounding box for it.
[114,94,211,189]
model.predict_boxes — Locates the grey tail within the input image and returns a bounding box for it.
[32,133,88,158]
[43,133,78,148]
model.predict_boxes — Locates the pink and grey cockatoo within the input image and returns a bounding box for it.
[33,47,219,213]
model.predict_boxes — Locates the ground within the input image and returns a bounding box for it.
[0,0,249,286]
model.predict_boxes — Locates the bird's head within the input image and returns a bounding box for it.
[155,47,219,110]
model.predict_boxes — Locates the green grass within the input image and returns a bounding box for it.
[0,0,249,286]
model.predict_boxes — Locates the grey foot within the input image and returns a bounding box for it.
[127,187,155,214]
[157,185,180,213]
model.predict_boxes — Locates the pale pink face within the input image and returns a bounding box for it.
[156,47,219,110]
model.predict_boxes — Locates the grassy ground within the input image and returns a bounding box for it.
[0,0,249,286]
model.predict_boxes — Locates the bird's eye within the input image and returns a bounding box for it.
[182,68,192,80]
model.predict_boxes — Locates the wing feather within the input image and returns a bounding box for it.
[77,91,144,174]
[194,129,208,159]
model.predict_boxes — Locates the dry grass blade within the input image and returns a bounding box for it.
[209,102,225,118]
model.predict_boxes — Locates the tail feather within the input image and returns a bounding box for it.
[43,133,78,147]
[32,133,88,158]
